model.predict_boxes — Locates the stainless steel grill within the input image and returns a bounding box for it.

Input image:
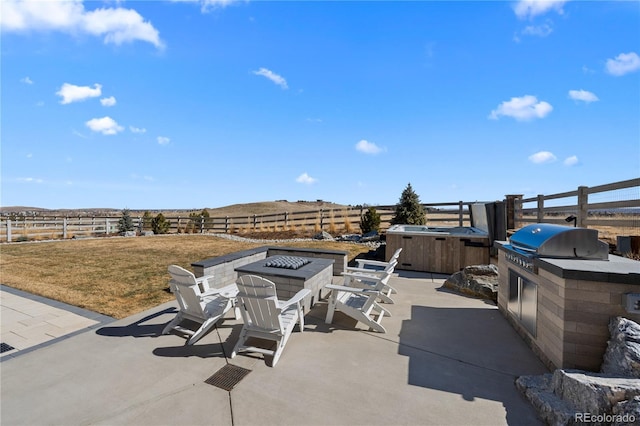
[509,223,609,259]
[502,223,609,273]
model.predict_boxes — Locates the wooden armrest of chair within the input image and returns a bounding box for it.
[278,288,312,310]
[341,272,384,283]
[355,259,391,268]
[325,284,380,294]
[344,267,386,276]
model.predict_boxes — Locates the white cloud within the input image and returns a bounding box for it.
[296,172,317,184]
[130,126,147,134]
[564,155,578,166]
[171,0,239,12]
[605,52,640,77]
[528,151,557,164]
[20,76,33,84]
[513,0,568,20]
[85,116,124,135]
[568,89,598,103]
[522,23,553,37]
[56,83,102,104]
[16,177,44,184]
[489,95,553,121]
[100,96,116,107]
[72,129,88,138]
[0,0,164,49]
[131,173,155,182]
[355,139,383,155]
[252,67,288,89]
[157,136,170,145]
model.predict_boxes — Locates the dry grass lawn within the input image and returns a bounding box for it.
[0,235,371,319]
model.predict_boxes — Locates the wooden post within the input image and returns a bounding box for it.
[577,186,588,228]
[200,215,205,234]
[63,218,68,239]
[253,214,257,230]
[225,216,229,233]
[320,209,324,230]
[458,201,464,226]
[537,194,544,223]
[105,218,110,235]
[505,194,523,230]
[284,212,288,228]
[7,219,12,242]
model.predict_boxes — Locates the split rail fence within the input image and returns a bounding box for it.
[1,178,638,244]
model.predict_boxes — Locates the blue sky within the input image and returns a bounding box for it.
[1,0,639,210]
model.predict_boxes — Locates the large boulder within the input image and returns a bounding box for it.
[517,318,640,425]
[612,396,640,426]
[601,317,640,378]
[516,370,640,426]
[313,231,334,241]
[443,264,498,301]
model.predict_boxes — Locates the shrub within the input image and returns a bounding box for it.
[343,208,354,233]
[152,213,170,234]
[188,209,210,233]
[360,207,381,234]
[390,183,426,225]
[141,211,153,231]
[117,209,135,234]
[328,210,337,234]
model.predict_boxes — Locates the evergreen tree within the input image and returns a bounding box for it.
[390,183,426,225]
[188,209,210,233]
[152,213,170,234]
[142,211,153,231]
[360,207,381,233]
[117,208,135,233]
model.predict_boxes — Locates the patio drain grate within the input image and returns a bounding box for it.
[1,343,16,353]
[205,364,251,391]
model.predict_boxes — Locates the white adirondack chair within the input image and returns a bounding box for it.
[324,284,391,333]
[350,248,402,273]
[342,259,398,303]
[231,275,311,367]
[163,265,239,345]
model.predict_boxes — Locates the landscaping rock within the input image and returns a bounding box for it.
[517,319,640,425]
[601,317,640,378]
[313,231,334,241]
[142,231,154,236]
[515,373,576,426]
[443,264,498,301]
[124,231,137,237]
[551,369,640,414]
[613,396,640,426]
[360,231,380,242]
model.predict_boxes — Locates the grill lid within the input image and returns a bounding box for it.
[509,223,608,260]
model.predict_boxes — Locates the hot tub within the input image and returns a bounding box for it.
[385,204,493,274]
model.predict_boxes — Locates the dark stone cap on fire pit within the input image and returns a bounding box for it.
[235,256,334,280]
[264,256,311,270]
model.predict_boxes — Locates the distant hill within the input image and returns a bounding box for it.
[0,200,352,217]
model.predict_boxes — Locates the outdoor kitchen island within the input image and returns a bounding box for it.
[495,224,640,371]
[235,255,334,312]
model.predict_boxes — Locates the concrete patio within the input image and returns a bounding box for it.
[1,271,548,425]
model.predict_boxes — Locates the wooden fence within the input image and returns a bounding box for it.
[513,177,640,243]
[1,178,638,243]
[0,202,478,243]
